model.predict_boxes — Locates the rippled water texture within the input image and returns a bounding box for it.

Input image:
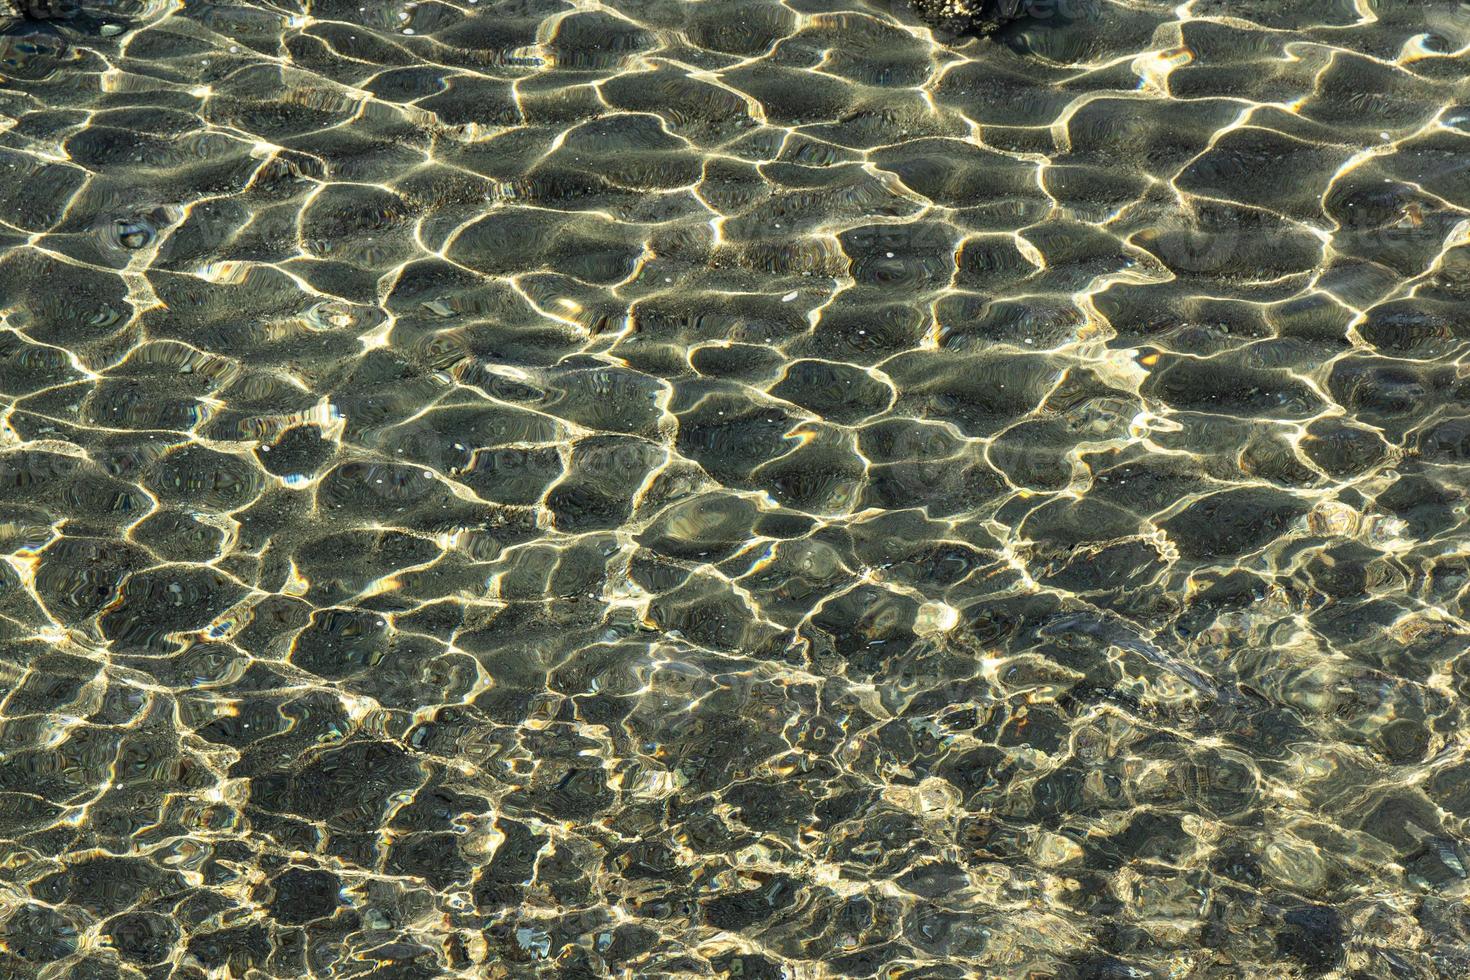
[3,0,1470,976]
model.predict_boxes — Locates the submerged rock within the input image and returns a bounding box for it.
[4,0,80,19]
[2,0,146,43]
[910,0,1026,35]
[0,17,68,78]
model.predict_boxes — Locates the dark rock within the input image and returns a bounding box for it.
[385,831,473,890]
[1275,904,1346,976]
[4,905,79,962]
[472,818,547,911]
[3,0,132,36]
[104,911,179,965]
[1062,953,1157,980]
[702,875,800,931]
[910,0,1024,35]
[6,0,80,19]
[264,868,343,925]
[186,923,271,974]
[0,18,67,79]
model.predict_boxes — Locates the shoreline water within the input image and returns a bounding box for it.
[1,1,1468,976]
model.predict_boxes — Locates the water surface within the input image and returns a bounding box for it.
[2,0,1470,976]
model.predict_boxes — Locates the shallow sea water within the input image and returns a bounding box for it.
[2,0,1470,976]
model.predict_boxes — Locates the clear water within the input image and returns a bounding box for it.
[2,0,1470,976]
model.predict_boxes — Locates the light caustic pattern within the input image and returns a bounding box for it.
[1,0,1470,976]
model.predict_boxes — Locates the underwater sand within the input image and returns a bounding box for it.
[3,0,1470,976]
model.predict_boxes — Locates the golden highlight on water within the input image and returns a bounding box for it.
[1,0,1469,976]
